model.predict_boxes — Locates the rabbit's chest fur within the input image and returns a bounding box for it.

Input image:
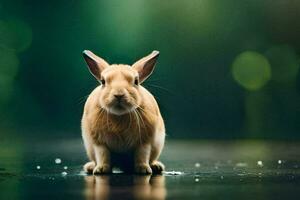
[83,107,156,152]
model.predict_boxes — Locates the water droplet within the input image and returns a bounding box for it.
[194,163,201,168]
[195,178,199,182]
[36,166,41,170]
[236,162,248,167]
[63,166,68,170]
[55,158,62,164]
[164,171,183,175]
[257,160,263,167]
[278,160,282,164]
[61,171,67,176]
[220,176,224,179]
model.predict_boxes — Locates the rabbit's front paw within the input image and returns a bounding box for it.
[93,164,111,175]
[83,161,95,174]
[135,163,152,174]
[150,161,165,174]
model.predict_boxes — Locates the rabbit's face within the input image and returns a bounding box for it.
[83,50,159,116]
[99,65,142,115]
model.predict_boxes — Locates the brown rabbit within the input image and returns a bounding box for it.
[81,50,165,174]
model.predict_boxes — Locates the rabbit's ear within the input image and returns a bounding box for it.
[82,50,109,80]
[132,51,159,83]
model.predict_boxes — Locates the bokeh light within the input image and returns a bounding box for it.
[265,45,299,83]
[232,51,271,91]
[0,19,32,52]
[0,48,19,104]
[0,18,32,106]
[0,20,14,48]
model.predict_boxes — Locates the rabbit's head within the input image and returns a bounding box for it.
[83,50,159,115]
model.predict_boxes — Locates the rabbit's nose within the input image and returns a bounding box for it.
[114,94,125,101]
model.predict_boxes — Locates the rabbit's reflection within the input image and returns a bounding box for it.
[84,175,166,200]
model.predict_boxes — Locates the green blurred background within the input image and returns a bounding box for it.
[1,0,300,139]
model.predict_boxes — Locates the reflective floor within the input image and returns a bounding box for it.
[0,137,300,199]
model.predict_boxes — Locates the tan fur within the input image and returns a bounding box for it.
[81,52,165,174]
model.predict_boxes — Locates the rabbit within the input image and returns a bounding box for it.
[81,50,165,175]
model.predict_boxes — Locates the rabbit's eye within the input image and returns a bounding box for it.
[134,78,139,85]
[101,79,105,85]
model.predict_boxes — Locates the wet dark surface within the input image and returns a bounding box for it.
[0,138,300,199]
